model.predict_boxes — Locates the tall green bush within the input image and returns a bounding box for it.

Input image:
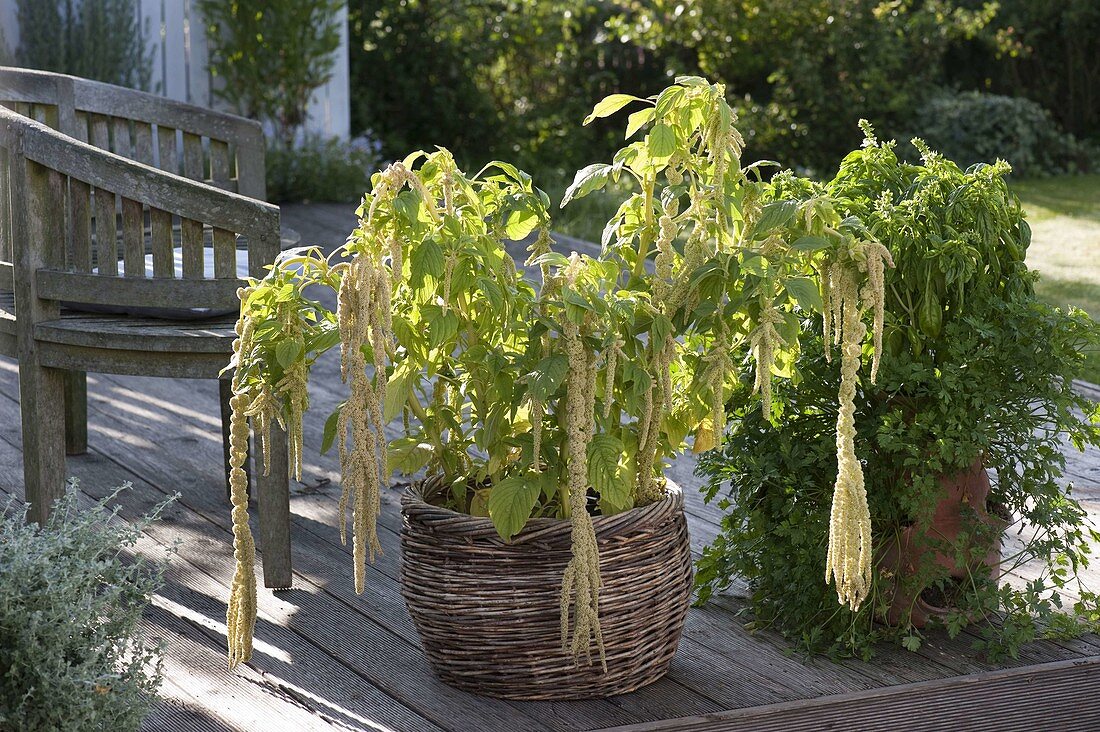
[14,0,152,89]
[198,0,343,147]
[907,91,1097,177]
[0,485,172,731]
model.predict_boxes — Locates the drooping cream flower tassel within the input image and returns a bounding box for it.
[226,292,258,669]
[336,256,386,595]
[825,269,873,611]
[559,256,606,669]
[748,303,785,420]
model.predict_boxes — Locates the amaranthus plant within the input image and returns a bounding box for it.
[223,77,892,669]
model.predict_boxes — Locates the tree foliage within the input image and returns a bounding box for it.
[198,0,343,147]
[13,0,152,90]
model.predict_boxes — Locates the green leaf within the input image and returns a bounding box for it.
[320,403,345,455]
[647,123,676,159]
[384,366,414,422]
[753,200,798,236]
[625,107,655,138]
[504,204,540,240]
[428,310,459,349]
[785,277,824,312]
[790,235,831,253]
[477,276,504,312]
[525,354,568,401]
[410,239,445,287]
[275,338,303,369]
[561,163,612,207]
[388,437,434,475]
[588,434,630,513]
[583,93,639,125]
[487,475,540,541]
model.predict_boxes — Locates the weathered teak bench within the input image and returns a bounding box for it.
[0,67,291,588]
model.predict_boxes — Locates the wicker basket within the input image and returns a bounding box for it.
[400,476,693,700]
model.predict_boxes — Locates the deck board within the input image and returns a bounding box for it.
[0,202,1099,730]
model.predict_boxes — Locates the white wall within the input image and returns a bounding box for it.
[0,0,351,141]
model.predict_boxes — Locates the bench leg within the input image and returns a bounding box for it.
[258,423,292,589]
[219,378,251,503]
[63,370,88,455]
[19,361,66,525]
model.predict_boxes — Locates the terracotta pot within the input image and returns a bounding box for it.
[877,459,1005,628]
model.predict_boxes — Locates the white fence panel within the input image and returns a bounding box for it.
[1,0,350,141]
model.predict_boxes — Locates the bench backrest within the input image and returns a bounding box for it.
[0,68,278,314]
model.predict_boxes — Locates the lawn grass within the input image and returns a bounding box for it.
[1014,175,1100,384]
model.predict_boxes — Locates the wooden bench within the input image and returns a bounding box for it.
[0,67,291,589]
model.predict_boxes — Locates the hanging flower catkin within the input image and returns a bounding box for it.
[226,290,258,669]
[559,255,606,668]
[748,302,785,420]
[825,266,873,610]
[336,254,387,594]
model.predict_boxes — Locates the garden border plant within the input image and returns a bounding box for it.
[697,126,1100,659]
[221,77,897,691]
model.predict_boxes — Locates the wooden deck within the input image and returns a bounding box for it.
[2,203,1100,731]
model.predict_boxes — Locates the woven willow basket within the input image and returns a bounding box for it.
[400,476,693,700]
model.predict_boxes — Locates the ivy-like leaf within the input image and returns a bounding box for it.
[487,475,540,541]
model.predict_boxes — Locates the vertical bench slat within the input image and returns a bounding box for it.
[73,111,89,143]
[181,218,204,279]
[69,179,92,273]
[122,198,145,277]
[0,147,10,268]
[183,132,203,181]
[210,140,231,190]
[93,187,117,276]
[150,208,174,278]
[90,114,110,151]
[157,125,179,176]
[134,122,154,165]
[113,117,132,159]
[213,227,237,279]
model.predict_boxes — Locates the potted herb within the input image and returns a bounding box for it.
[697,126,1100,658]
[222,78,891,697]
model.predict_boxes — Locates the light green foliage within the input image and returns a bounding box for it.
[698,129,1100,659]
[234,78,885,546]
[0,485,172,731]
[198,0,342,147]
[14,0,152,89]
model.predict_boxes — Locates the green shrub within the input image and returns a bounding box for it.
[14,0,152,89]
[0,484,172,732]
[908,91,1098,177]
[697,132,1100,660]
[265,134,381,204]
[198,0,343,147]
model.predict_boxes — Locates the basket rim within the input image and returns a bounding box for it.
[401,474,684,543]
